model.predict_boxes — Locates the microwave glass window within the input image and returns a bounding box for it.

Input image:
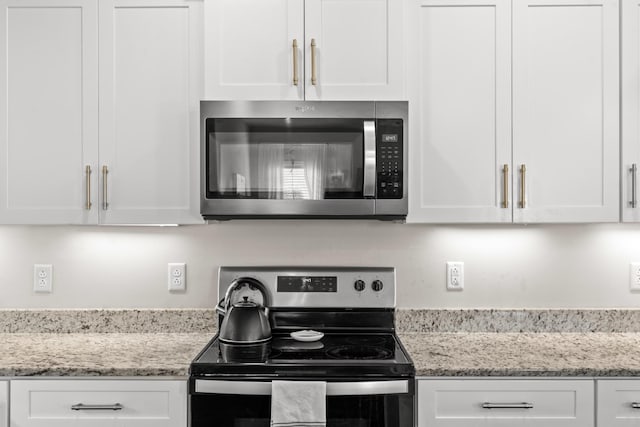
[207,119,365,199]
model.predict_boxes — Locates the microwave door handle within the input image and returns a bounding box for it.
[363,120,376,198]
[195,380,409,396]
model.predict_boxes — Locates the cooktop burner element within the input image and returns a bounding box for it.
[326,345,393,360]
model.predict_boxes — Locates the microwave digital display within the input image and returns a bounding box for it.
[382,134,399,143]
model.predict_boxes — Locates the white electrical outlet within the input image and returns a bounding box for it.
[446,261,464,291]
[630,263,640,291]
[33,264,53,293]
[168,263,186,292]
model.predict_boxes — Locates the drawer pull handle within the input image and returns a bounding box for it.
[71,403,124,411]
[482,402,533,409]
[631,402,640,409]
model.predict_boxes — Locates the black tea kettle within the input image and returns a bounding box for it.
[217,278,272,344]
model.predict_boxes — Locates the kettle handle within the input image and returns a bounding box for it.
[215,297,226,316]
[222,277,270,313]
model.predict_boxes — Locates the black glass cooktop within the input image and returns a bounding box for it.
[190,332,414,378]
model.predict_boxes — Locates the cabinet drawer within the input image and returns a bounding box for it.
[10,379,186,427]
[597,379,640,426]
[418,379,594,426]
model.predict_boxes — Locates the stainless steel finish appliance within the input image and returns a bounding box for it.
[189,266,415,427]
[200,101,408,220]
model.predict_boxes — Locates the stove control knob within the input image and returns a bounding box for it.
[354,279,366,292]
[371,280,384,292]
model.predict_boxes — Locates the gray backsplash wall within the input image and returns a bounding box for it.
[1,222,640,309]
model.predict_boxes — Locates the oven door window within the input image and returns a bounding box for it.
[190,393,412,427]
[206,118,366,200]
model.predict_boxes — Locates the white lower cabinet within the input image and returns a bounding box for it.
[10,379,186,427]
[0,381,7,427]
[417,378,594,427]
[597,379,640,426]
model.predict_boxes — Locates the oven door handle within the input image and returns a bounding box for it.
[195,379,409,396]
[363,120,376,198]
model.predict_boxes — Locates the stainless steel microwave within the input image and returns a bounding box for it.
[200,101,407,220]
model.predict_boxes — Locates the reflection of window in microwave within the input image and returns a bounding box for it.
[216,139,357,199]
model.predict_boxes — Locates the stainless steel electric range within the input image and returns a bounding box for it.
[189,266,415,427]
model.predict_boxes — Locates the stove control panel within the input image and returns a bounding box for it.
[219,267,396,308]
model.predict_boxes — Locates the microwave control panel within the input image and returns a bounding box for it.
[376,119,403,199]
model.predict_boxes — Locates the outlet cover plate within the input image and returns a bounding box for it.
[168,263,186,292]
[630,263,640,292]
[446,261,464,291]
[33,264,52,293]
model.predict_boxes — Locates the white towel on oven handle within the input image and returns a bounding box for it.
[270,380,327,427]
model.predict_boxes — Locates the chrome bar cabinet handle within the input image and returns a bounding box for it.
[85,165,92,210]
[292,39,299,86]
[102,165,109,210]
[631,402,640,409]
[482,402,533,410]
[519,164,526,209]
[502,164,509,209]
[311,38,317,85]
[71,403,123,411]
[631,163,638,208]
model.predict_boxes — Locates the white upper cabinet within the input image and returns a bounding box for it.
[204,0,304,100]
[407,0,512,223]
[99,0,203,224]
[408,0,619,223]
[204,0,403,100]
[303,0,403,100]
[0,0,99,224]
[622,0,640,221]
[512,0,619,223]
[0,0,202,225]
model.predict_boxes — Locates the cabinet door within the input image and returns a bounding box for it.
[406,0,512,223]
[0,381,6,427]
[598,380,640,426]
[204,0,303,100]
[418,379,594,427]
[512,0,619,223]
[10,379,187,427]
[622,0,640,221]
[0,0,98,224]
[304,0,403,100]
[99,0,203,224]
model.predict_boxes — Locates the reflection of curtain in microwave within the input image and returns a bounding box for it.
[325,144,353,189]
[296,144,326,200]
[257,144,284,199]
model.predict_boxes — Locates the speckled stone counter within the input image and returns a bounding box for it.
[0,309,216,377]
[400,332,640,377]
[5,309,640,377]
[0,333,213,376]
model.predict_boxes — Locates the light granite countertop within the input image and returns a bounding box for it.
[3,309,640,377]
[400,332,640,377]
[0,333,213,377]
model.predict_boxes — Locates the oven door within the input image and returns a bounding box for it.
[189,378,414,427]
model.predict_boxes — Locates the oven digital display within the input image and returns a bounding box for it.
[277,276,337,292]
